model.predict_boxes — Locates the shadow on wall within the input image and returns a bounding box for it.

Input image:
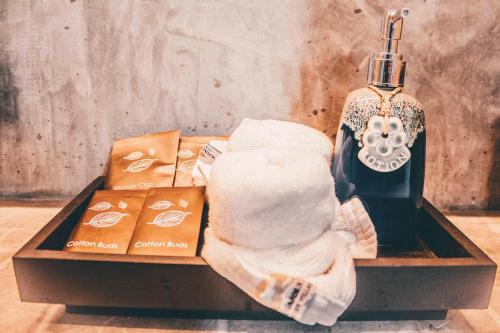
[487,117,500,210]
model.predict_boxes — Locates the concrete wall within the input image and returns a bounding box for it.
[0,0,498,210]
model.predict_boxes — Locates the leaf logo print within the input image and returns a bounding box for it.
[88,202,113,211]
[123,158,158,173]
[178,149,194,159]
[148,200,174,210]
[147,211,191,227]
[118,200,128,209]
[85,212,129,228]
[147,147,156,156]
[178,199,188,208]
[177,159,196,171]
[123,151,145,161]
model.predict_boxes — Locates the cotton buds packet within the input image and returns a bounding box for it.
[65,190,147,254]
[127,187,205,256]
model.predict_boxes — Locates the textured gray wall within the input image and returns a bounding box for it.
[0,0,498,210]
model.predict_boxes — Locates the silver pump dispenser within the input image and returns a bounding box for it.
[367,8,410,88]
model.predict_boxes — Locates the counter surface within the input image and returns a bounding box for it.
[1,203,498,332]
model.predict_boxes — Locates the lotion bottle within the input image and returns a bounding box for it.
[332,8,425,249]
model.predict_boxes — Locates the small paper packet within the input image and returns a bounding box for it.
[127,187,206,256]
[64,190,147,254]
[193,140,228,186]
[174,136,227,187]
[105,130,181,190]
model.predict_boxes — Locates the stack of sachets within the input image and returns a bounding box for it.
[65,130,222,256]
[65,186,205,256]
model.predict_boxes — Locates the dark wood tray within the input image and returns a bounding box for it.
[13,177,496,321]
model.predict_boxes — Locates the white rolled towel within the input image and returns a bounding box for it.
[208,148,336,249]
[228,119,334,162]
[201,118,377,325]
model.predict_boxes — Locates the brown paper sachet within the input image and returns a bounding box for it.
[127,187,205,256]
[64,190,147,254]
[105,130,181,190]
[174,136,228,187]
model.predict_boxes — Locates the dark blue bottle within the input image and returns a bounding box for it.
[332,9,426,249]
[333,120,425,248]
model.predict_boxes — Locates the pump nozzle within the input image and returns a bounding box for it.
[368,8,410,88]
[380,8,410,53]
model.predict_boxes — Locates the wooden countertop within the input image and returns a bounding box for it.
[1,204,498,332]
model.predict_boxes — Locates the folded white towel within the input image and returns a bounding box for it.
[202,227,356,325]
[228,118,334,162]
[333,197,377,259]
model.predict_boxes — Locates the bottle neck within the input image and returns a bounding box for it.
[370,84,402,92]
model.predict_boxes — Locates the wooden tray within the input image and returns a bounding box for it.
[13,176,496,321]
